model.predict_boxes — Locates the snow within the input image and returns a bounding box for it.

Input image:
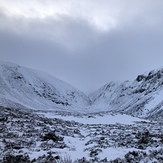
[27,149,47,160]
[1,60,163,120]
[1,60,163,162]
[35,112,150,161]
[57,136,90,161]
[0,60,90,111]
[98,147,138,160]
[145,90,163,112]
[39,112,149,125]
[1,106,163,162]
[58,138,139,161]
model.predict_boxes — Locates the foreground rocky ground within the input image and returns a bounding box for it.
[0,106,163,162]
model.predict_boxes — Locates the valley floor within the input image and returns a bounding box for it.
[0,107,163,162]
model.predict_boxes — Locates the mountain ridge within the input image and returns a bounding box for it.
[0,60,91,112]
[90,68,163,120]
[1,60,163,120]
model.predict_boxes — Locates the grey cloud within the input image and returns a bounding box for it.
[73,20,163,90]
[0,9,99,49]
[1,1,163,92]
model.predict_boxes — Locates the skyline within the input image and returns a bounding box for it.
[1,0,163,92]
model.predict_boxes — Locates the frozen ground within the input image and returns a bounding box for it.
[38,112,150,125]
[1,107,163,162]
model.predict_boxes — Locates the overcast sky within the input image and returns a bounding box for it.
[0,0,163,92]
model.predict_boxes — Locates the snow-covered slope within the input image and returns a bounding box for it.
[1,60,163,120]
[0,60,91,111]
[90,69,163,120]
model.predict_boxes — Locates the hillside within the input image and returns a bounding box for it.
[1,60,163,120]
[0,60,91,112]
[90,69,163,120]
[1,61,163,162]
